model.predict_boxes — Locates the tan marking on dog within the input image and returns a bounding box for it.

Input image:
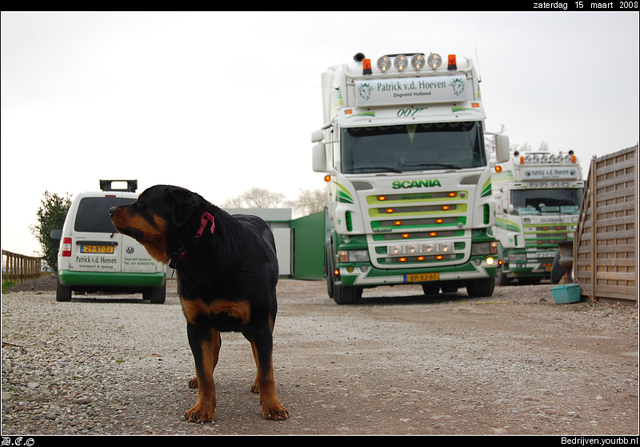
[181,298,251,325]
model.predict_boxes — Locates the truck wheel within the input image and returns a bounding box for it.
[495,267,512,285]
[422,283,439,295]
[144,284,166,304]
[466,278,495,298]
[56,280,72,302]
[550,250,565,284]
[334,284,362,305]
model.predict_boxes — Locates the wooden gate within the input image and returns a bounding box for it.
[573,145,638,306]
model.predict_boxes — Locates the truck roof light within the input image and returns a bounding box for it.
[427,53,442,70]
[571,155,577,163]
[362,58,372,75]
[394,55,409,71]
[447,54,457,70]
[411,54,425,70]
[377,56,392,72]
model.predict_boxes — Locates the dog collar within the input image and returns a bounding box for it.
[169,212,215,269]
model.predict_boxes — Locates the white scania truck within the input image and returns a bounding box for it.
[312,52,510,304]
[491,149,584,285]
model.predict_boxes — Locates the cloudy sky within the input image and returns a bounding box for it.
[2,11,638,257]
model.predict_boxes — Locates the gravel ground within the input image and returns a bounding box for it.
[1,276,638,436]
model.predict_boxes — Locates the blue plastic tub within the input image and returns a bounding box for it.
[551,284,581,304]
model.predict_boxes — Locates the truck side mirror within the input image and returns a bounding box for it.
[311,129,325,143]
[495,134,510,163]
[312,143,327,172]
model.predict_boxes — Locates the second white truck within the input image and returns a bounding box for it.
[491,149,584,285]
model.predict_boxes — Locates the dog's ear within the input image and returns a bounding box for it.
[168,187,199,227]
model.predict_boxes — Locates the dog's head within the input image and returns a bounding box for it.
[110,185,201,264]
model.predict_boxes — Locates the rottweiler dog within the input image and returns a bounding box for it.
[110,185,288,422]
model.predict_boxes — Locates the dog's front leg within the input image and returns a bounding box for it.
[185,325,221,423]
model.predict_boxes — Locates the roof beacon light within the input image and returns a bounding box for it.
[362,58,372,75]
[427,53,442,70]
[447,54,457,70]
[394,55,409,71]
[377,56,393,72]
[410,54,425,70]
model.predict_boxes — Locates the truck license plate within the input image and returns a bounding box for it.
[405,273,439,282]
[81,245,114,254]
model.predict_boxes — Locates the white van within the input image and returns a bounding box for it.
[53,180,166,303]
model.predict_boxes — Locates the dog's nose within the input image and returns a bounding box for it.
[109,206,117,216]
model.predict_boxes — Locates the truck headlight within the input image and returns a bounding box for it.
[472,242,498,255]
[338,250,370,263]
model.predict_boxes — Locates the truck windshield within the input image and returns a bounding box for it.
[511,189,583,215]
[341,121,486,174]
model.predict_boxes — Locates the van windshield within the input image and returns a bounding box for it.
[74,197,135,233]
[341,121,486,174]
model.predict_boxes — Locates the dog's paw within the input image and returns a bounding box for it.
[184,404,215,423]
[188,377,198,388]
[262,403,289,420]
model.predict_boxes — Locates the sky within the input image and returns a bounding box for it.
[2,11,638,257]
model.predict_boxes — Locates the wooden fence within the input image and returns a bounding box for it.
[573,145,638,306]
[2,250,43,283]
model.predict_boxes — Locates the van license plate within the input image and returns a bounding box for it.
[81,245,114,254]
[405,273,439,282]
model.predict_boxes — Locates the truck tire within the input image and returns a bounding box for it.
[466,278,495,298]
[422,283,440,295]
[334,284,362,305]
[144,284,166,304]
[56,280,72,302]
[495,267,512,285]
[550,250,565,284]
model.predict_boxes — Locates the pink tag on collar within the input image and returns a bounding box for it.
[195,212,215,239]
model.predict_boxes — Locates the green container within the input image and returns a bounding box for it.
[551,284,581,304]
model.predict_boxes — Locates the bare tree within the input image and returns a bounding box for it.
[223,187,286,209]
[288,188,327,217]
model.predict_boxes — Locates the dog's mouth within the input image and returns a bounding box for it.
[114,226,144,241]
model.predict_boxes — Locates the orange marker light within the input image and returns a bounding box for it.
[324,175,331,182]
[429,232,437,237]
[402,233,410,239]
[495,165,503,173]
[362,58,372,75]
[447,54,457,70]
[417,256,425,261]
[435,219,444,224]
[378,196,387,201]
[442,205,450,211]
[448,192,457,197]
[399,257,407,262]
[436,255,444,260]
[385,208,394,214]
[394,221,402,226]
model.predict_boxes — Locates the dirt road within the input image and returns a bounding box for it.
[2,278,638,435]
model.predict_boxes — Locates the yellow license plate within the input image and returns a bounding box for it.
[81,245,114,254]
[405,273,439,282]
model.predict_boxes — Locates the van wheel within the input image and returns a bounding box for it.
[144,284,166,304]
[56,280,72,302]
